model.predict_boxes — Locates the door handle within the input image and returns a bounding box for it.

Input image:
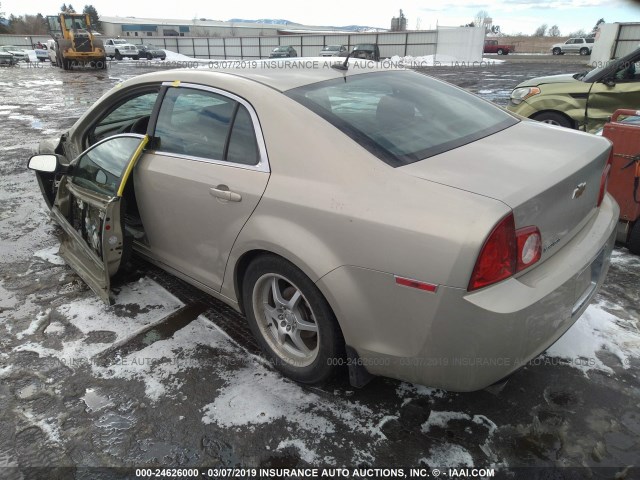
[209,185,242,202]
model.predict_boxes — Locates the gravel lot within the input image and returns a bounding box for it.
[0,56,639,479]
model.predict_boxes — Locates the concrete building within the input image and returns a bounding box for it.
[99,16,355,38]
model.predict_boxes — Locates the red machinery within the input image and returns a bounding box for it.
[602,109,640,255]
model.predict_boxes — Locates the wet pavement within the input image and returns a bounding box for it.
[0,57,639,478]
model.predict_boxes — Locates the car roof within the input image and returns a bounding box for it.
[124,58,401,92]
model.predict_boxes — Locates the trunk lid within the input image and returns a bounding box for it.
[400,120,612,261]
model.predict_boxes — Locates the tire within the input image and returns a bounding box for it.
[132,55,139,60]
[115,50,122,60]
[552,47,561,55]
[533,111,574,129]
[628,221,640,256]
[242,255,344,384]
[497,49,504,55]
[580,47,590,56]
[147,53,153,60]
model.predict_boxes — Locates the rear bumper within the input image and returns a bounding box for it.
[317,194,619,391]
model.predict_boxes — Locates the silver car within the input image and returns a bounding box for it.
[319,45,347,57]
[29,60,618,391]
[0,45,30,62]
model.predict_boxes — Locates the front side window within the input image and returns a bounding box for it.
[71,136,145,196]
[155,87,260,165]
[287,71,518,167]
[89,91,159,144]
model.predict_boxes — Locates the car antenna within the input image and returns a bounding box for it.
[332,50,352,71]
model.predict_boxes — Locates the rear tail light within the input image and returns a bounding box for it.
[468,213,542,291]
[468,214,516,291]
[597,150,613,207]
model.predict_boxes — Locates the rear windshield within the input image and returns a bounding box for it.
[286,71,518,167]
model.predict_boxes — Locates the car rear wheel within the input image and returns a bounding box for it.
[552,47,561,55]
[115,51,122,60]
[628,221,640,256]
[242,255,344,384]
[533,111,573,129]
[147,53,153,60]
[497,49,504,55]
[580,47,590,56]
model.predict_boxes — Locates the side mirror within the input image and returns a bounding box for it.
[28,154,63,173]
[603,77,616,87]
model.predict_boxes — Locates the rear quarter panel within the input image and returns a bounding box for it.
[218,85,510,303]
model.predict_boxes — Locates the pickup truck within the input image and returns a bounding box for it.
[550,37,594,56]
[103,38,139,60]
[483,39,514,55]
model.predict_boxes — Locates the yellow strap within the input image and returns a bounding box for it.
[117,135,149,197]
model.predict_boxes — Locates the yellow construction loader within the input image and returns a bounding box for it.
[47,13,106,70]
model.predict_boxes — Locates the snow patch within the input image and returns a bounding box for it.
[421,444,474,468]
[92,316,233,401]
[546,300,640,374]
[33,246,65,266]
[389,54,504,66]
[22,409,62,444]
[422,410,471,433]
[16,309,49,339]
[15,277,183,365]
[276,439,319,463]
[396,382,446,401]
[163,50,207,63]
[44,321,65,335]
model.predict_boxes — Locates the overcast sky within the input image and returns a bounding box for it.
[2,0,639,35]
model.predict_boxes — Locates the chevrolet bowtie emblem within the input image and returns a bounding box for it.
[572,182,587,199]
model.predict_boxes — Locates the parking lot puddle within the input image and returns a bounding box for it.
[82,388,112,413]
[96,412,133,431]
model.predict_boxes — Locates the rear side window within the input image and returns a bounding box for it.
[287,71,517,167]
[227,106,259,165]
[154,87,260,165]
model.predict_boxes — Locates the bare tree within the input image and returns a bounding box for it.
[567,29,587,38]
[533,24,548,37]
[548,25,561,37]
[7,13,48,34]
[475,10,492,33]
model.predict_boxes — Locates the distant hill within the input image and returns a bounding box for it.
[228,18,300,26]
[227,18,385,32]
